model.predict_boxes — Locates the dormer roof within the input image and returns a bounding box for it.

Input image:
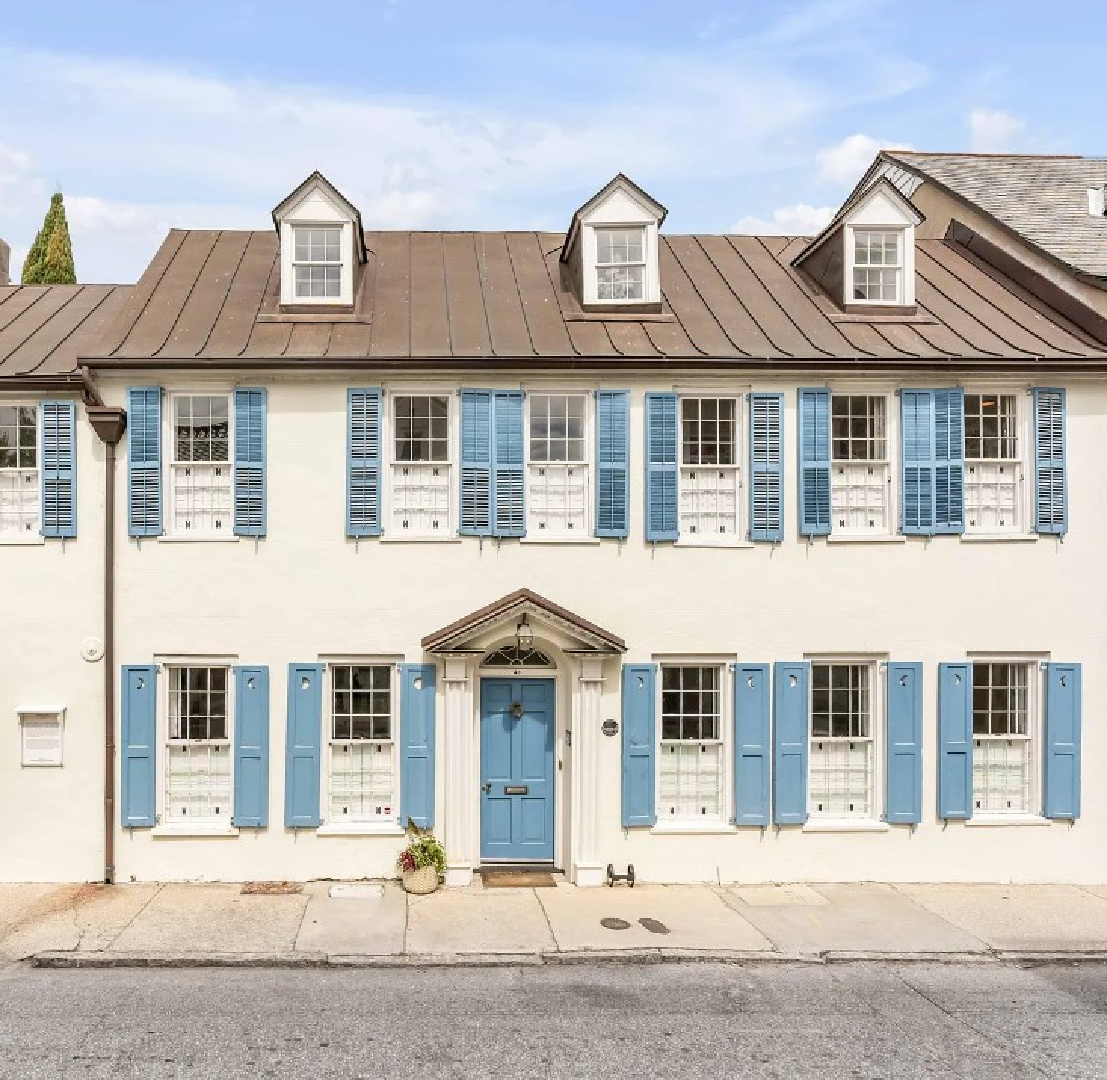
[272,170,367,264]
[560,173,667,263]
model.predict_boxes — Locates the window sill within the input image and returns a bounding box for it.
[316,823,405,837]
[379,536,463,544]
[802,820,890,833]
[651,823,736,835]
[674,540,754,550]
[964,815,1051,827]
[825,534,905,544]
[959,533,1037,544]
[0,535,46,546]
[520,536,602,546]
[155,535,240,544]
[152,825,240,838]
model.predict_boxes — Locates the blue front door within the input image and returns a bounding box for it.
[480,678,556,862]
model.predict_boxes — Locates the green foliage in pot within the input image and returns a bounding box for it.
[397,820,446,876]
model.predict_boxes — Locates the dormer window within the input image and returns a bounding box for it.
[595,227,646,301]
[293,226,343,299]
[851,229,903,303]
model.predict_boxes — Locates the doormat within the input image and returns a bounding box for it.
[482,871,558,888]
[241,881,303,895]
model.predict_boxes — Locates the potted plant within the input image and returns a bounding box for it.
[397,821,446,895]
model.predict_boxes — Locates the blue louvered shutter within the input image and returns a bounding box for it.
[492,390,525,536]
[285,663,323,828]
[748,394,783,541]
[644,392,678,541]
[401,664,437,829]
[40,400,77,538]
[347,388,382,537]
[127,386,162,537]
[621,664,656,827]
[938,662,972,819]
[933,388,964,533]
[595,390,629,538]
[232,665,270,828]
[1034,388,1067,535]
[798,389,830,536]
[773,662,809,824]
[1044,662,1081,819]
[901,389,934,534]
[734,663,771,826]
[885,662,923,824]
[460,389,493,536]
[121,665,157,827]
[233,388,266,537]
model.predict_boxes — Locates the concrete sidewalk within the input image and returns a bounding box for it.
[6,879,1107,968]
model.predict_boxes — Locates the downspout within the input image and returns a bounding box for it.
[87,403,126,884]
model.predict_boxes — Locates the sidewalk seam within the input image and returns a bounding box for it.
[101,883,165,954]
[889,884,990,951]
[533,888,560,954]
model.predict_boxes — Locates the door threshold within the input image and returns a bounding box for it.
[479,862,559,873]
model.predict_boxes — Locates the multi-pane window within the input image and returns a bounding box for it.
[680,398,740,540]
[851,230,902,303]
[391,395,451,536]
[293,225,342,299]
[965,394,1021,533]
[329,665,396,824]
[972,662,1032,814]
[171,394,232,535]
[595,227,645,301]
[166,666,231,824]
[0,404,39,537]
[528,394,588,536]
[810,663,875,819]
[659,666,724,822]
[831,395,890,534]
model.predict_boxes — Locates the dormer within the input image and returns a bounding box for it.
[272,171,366,310]
[795,177,923,314]
[561,174,667,313]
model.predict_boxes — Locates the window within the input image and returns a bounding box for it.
[965,394,1022,533]
[680,398,740,540]
[166,666,231,823]
[329,665,396,824]
[810,663,876,819]
[391,395,451,536]
[851,230,902,303]
[528,394,588,536]
[293,225,343,299]
[0,404,39,537]
[972,662,1033,814]
[595,227,645,301]
[171,394,232,535]
[831,395,890,534]
[659,665,724,822]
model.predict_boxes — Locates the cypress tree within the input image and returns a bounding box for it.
[39,196,76,284]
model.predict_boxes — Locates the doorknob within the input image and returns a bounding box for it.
[481,783,492,794]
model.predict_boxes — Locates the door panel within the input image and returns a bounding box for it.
[480,678,555,862]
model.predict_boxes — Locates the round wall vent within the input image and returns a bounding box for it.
[81,637,105,663]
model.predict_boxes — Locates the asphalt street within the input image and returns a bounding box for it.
[0,960,1104,1079]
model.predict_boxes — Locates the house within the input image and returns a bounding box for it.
[1,155,1104,887]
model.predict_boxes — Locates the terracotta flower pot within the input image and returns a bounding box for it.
[401,864,439,895]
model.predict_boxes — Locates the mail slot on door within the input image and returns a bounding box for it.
[504,785,529,795]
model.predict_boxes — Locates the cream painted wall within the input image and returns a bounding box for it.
[0,393,105,883]
[91,370,1107,885]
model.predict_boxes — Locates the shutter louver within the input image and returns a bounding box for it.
[285,663,323,828]
[1044,662,1081,819]
[885,662,923,824]
[798,389,830,536]
[233,388,266,537]
[933,388,965,534]
[40,400,76,538]
[347,388,382,537]
[749,393,783,541]
[902,389,964,535]
[621,664,657,827]
[401,664,437,829]
[121,665,158,827]
[232,665,270,827]
[492,390,525,537]
[644,392,678,541]
[1034,388,1067,536]
[773,662,809,824]
[734,663,771,826]
[127,386,163,537]
[595,390,629,538]
[938,662,972,819]
[460,389,493,536]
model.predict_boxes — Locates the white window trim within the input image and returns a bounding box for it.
[844,224,913,307]
[675,392,745,548]
[280,219,354,307]
[164,390,236,541]
[321,660,402,829]
[524,390,593,541]
[0,399,41,543]
[582,221,660,306]
[961,386,1032,539]
[827,389,897,540]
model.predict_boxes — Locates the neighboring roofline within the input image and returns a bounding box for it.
[0,372,84,390]
[560,173,669,263]
[271,169,367,263]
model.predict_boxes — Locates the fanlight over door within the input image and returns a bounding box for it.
[481,645,554,669]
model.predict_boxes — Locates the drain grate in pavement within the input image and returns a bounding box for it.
[600,917,631,930]
[638,917,670,935]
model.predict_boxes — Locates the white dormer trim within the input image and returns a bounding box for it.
[841,181,920,308]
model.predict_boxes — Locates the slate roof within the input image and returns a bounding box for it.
[83,227,1105,369]
[883,152,1107,279]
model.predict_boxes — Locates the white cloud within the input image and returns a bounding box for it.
[733,203,835,236]
[967,108,1025,153]
[815,134,915,186]
[0,143,33,186]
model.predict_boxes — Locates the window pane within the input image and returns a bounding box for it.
[681,397,736,466]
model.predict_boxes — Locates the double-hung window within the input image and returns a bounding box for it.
[391,395,451,536]
[328,664,397,824]
[659,665,725,823]
[595,227,645,302]
[851,230,902,303]
[972,662,1034,815]
[964,393,1022,534]
[810,662,877,819]
[680,397,740,540]
[170,394,232,535]
[166,666,231,824]
[528,393,588,536]
[0,404,38,537]
[293,225,342,300]
[831,395,891,534]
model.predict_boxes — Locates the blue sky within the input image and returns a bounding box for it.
[0,0,1100,282]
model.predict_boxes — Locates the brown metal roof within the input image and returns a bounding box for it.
[83,227,1105,368]
[0,284,130,382]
